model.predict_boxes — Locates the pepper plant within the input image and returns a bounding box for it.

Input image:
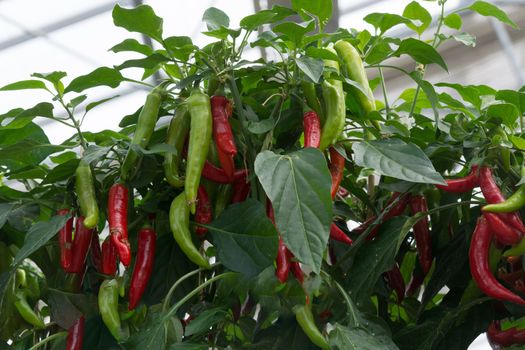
[0,0,524,349]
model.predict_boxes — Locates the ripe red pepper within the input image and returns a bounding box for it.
[498,268,525,285]
[384,264,405,304]
[329,223,353,245]
[66,316,85,350]
[409,195,433,274]
[484,212,522,246]
[232,180,250,203]
[303,111,321,148]
[129,227,156,310]
[290,261,305,285]
[101,237,117,276]
[479,166,525,233]
[487,320,525,348]
[68,216,94,274]
[195,185,212,238]
[90,233,102,272]
[406,271,425,297]
[329,147,345,200]
[275,237,292,283]
[211,95,237,181]
[108,183,131,267]
[57,208,73,271]
[202,161,247,184]
[435,165,479,193]
[469,216,525,305]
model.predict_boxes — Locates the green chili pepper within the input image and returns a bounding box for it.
[185,89,213,214]
[302,81,324,124]
[14,290,45,328]
[169,192,210,269]
[319,44,346,151]
[98,279,122,341]
[293,304,329,350]
[75,159,99,229]
[121,87,164,181]
[164,106,190,188]
[483,164,525,214]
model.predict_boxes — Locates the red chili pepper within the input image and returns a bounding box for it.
[66,316,85,350]
[384,264,405,304]
[329,223,353,245]
[498,268,525,285]
[90,233,102,272]
[303,111,321,148]
[57,208,73,272]
[68,216,94,274]
[195,185,212,238]
[469,216,525,305]
[291,260,305,285]
[329,147,345,200]
[202,161,247,184]
[479,166,525,233]
[487,320,525,348]
[275,237,292,283]
[129,227,156,310]
[211,95,237,181]
[101,237,117,276]
[405,271,425,297]
[108,183,131,267]
[435,165,479,193]
[232,180,250,203]
[409,195,433,274]
[484,212,522,246]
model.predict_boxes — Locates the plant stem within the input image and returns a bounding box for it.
[27,332,68,350]
[378,66,390,118]
[57,98,88,152]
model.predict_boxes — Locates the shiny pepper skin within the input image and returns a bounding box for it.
[329,223,353,245]
[75,160,99,229]
[68,216,94,274]
[90,233,103,272]
[66,316,85,350]
[164,107,190,188]
[487,320,525,348]
[57,208,73,271]
[108,183,131,267]
[329,147,345,200]
[484,212,522,246]
[202,161,247,184]
[293,304,329,350]
[435,165,479,193]
[409,195,433,274]
[275,237,292,283]
[98,279,122,341]
[211,95,237,181]
[129,227,156,310]
[303,111,321,148]
[195,185,212,238]
[101,237,117,276]
[384,263,405,304]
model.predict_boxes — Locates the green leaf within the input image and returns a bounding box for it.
[65,67,124,93]
[394,38,448,71]
[305,47,339,62]
[444,13,462,30]
[0,102,54,130]
[486,103,520,128]
[452,33,476,47]
[435,82,495,111]
[210,200,278,277]
[112,4,164,42]
[13,214,70,265]
[109,38,153,56]
[403,1,432,35]
[0,203,14,230]
[0,80,47,91]
[364,13,411,35]
[85,95,120,113]
[184,308,228,336]
[125,315,167,349]
[329,323,400,350]
[202,7,230,31]
[163,36,195,61]
[291,0,332,30]
[42,158,80,185]
[468,0,518,29]
[296,56,324,83]
[240,6,295,31]
[496,89,525,115]
[365,40,394,65]
[273,20,315,49]
[255,148,332,273]
[31,71,67,92]
[117,53,170,70]
[352,139,445,185]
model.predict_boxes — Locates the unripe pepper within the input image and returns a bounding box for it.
[211,95,237,181]
[303,110,321,148]
[302,81,324,123]
[14,290,45,328]
[129,227,156,310]
[98,279,122,341]
[121,87,164,181]
[484,163,525,213]
[75,160,99,229]
[435,165,479,193]
[186,90,213,214]
[68,216,93,274]
[164,107,190,188]
[169,192,210,268]
[329,147,345,200]
[57,208,73,271]
[108,183,131,267]
[409,195,433,274]
[293,304,329,350]
[66,316,85,350]
[101,237,117,276]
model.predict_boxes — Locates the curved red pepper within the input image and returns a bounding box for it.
[68,216,93,274]
[384,264,405,304]
[57,208,73,271]
[108,183,131,267]
[435,165,479,193]
[90,233,102,272]
[195,185,212,238]
[409,195,433,274]
[291,260,305,285]
[66,316,85,350]
[303,111,321,148]
[202,161,247,184]
[232,180,250,203]
[329,147,345,200]
[211,95,237,181]
[484,212,522,246]
[101,237,117,276]
[276,237,291,283]
[479,167,525,233]
[329,223,353,245]
[129,227,156,310]
[469,216,525,305]
[487,320,525,348]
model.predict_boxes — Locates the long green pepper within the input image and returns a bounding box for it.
[164,107,191,188]
[185,90,213,214]
[98,279,122,341]
[75,160,99,229]
[293,304,329,350]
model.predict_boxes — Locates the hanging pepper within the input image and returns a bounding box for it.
[90,233,103,272]
[469,216,525,305]
[487,320,525,348]
[186,90,213,214]
[129,227,156,310]
[164,107,190,188]
[211,95,237,181]
[202,161,247,184]
[75,160,99,229]
[275,238,292,283]
[101,237,117,276]
[293,304,330,350]
[195,185,212,238]
[303,110,321,148]
[302,82,324,123]
[231,180,250,203]
[484,212,522,246]
[68,216,94,274]
[169,192,210,268]
[121,87,164,181]
[405,270,425,297]
[409,195,433,274]
[435,165,479,193]
[290,261,305,285]
[329,147,345,200]
[329,223,353,245]
[108,183,131,267]
[483,164,525,213]
[57,208,73,272]
[319,44,346,151]
[66,316,85,350]
[384,263,405,304]
[14,290,45,329]
[99,279,122,341]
